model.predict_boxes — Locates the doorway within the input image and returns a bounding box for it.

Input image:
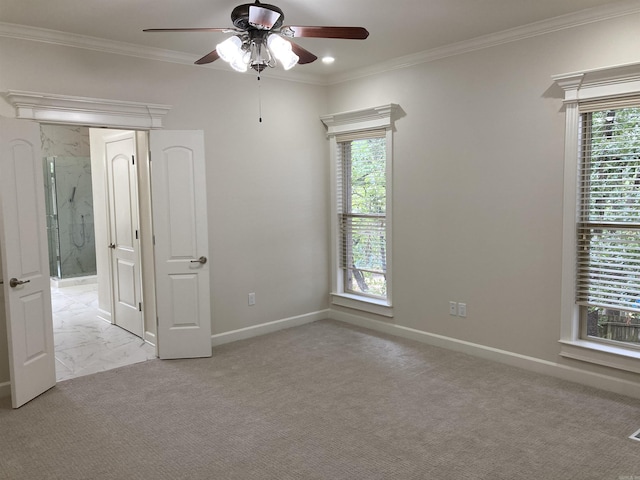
[41,124,156,381]
[2,95,212,407]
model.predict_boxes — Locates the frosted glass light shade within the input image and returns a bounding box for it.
[216,36,244,63]
[267,34,299,70]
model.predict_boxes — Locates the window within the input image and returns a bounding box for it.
[338,134,387,299]
[321,104,398,315]
[555,62,640,373]
[578,105,640,349]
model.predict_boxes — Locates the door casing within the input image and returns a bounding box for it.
[1,93,212,405]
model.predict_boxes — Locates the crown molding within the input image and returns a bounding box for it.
[0,22,326,86]
[2,0,639,88]
[327,0,640,85]
[0,22,197,65]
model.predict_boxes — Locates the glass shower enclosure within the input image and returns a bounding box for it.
[43,156,97,279]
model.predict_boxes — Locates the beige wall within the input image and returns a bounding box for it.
[326,13,640,384]
[0,37,331,387]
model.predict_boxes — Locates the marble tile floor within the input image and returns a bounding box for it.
[51,282,156,382]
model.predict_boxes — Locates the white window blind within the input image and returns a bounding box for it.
[577,105,640,312]
[337,129,387,299]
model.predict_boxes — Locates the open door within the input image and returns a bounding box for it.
[150,130,211,359]
[0,117,56,408]
[105,132,144,338]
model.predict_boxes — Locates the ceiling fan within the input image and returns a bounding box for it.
[144,0,369,73]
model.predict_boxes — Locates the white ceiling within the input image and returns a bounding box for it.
[1,0,638,82]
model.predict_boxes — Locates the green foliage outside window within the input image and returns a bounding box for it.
[582,107,640,346]
[342,137,387,298]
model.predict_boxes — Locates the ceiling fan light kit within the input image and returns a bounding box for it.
[215,31,298,72]
[144,0,369,73]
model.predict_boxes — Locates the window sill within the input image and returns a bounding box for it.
[331,293,394,317]
[559,339,640,375]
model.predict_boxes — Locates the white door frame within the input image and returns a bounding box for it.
[5,91,172,339]
[2,92,225,406]
[5,92,172,340]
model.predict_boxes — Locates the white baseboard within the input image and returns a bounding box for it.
[330,309,640,400]
[144,331,157,347]
[50,275,97,288]
[96,308,111,324]
[0,381,11,399]
[211,309,330,347]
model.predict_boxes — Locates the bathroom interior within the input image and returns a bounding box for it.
[41,124,154,381]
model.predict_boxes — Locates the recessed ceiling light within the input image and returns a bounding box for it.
[322,56,335,64]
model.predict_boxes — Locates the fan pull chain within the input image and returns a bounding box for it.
[257,73,262,123]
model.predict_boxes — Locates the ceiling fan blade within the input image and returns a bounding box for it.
[143,28,233,33]
[289,41,318,65]
[283,26,369,40]
[194,50,221,65]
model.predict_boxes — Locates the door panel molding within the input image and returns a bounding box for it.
[151,130,211,359]
[105,132,143,338]
[0,118,56,408]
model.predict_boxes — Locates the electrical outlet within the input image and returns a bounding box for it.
[248,292,256,306]
[458,303,467,318]
[449,301,457,316]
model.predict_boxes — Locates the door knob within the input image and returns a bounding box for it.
[108,243,116,249]
[190,256,207,264]
[9,278,30,288]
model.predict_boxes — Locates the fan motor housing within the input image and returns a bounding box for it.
[231,1,284,30]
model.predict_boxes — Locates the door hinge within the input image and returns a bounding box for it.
[152,234,156,245]
[135,229,139,240]
[148,151,152,162]
[139,302,142,312]
[132,155,135,165]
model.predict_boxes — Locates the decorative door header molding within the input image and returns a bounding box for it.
[3,90,171,129]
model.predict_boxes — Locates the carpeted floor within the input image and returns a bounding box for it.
[1,319,639,479]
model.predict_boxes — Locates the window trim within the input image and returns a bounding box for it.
[321,104,399,316]
[554,62,640,372]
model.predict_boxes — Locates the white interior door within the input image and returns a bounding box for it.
[150,130,211,359]
[105,132,143,338]
[0,117,56,408]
